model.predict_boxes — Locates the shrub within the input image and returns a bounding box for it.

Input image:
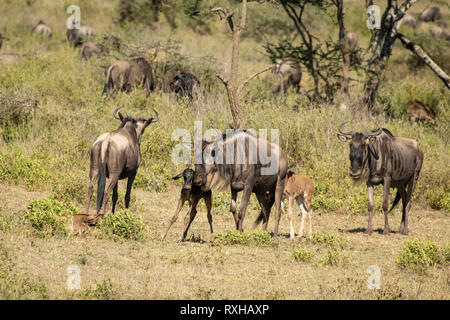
[23,198,78,237]
[212,230,274,246]
[99,209,147,241]
[292,247,314,262]
[311,232,347,250]
[396,239,446,274]
[78,279,116,300]
[426,188,450,212]
[320,249,349,267]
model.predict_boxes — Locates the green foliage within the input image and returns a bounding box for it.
[396,239,447,274]
[320,249,349,267]
[99,209,147,241]
[426,187,450,212]
[292,247,314,262]
[213,230,274,246]
[51,173,87,205]
[23,198,78,237]
[78,279,116,300]
[133,165,171,192]
[311,232,347,250]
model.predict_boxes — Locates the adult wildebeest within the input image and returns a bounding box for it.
[344,31,359,52]
[161,168,213,241]
[403,14,418,29]
[81,42,101,60]
[67,25,95,47]
[102,57,154,98]
[407,100,436,125]
[419,6,443,22]
[193,130,288,237]
[169,71,201,101]
[272,58,302,94]
[337,123,423,236]
[85,107,159,216]
[31,20,52,38]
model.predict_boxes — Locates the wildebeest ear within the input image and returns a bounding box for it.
[172,173,183,180]
[337,133,351,142]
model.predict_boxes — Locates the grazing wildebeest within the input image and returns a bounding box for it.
[403,14,418,29]
[31,20,52,38]
[81,42,101,60]
[281,171,315,240]
[344,31,359,52]
[67,25,94,47]
[337,123,423,236]
[407,100,436,125]
[193,130,288,237]
[161,168,213,241]
[431,26,444,38]
[419,6,443,22]
[436,20,448,29]
[272,58,302,94]
[85,107,159,216]
[169,71,201,101]
[102,57,154,98]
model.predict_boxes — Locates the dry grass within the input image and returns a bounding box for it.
[0,183,448,300]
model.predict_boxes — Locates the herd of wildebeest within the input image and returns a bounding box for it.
[0,6,445,241]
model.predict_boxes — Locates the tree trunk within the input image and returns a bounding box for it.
[397,33,450,89]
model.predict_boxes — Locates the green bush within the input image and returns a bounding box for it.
[99,209,147,241]
[78,279,116,300]
[396,239,446,274]
[320,249,349,267]
[292,247,314,262]
[426,188,450,212]
[23,198,78,237]
[213,230,274,246]
[311,232,347,250]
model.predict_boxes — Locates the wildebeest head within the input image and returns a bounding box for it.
[337,122,382,182]
[172,168,195,191]
[113,107,159,141]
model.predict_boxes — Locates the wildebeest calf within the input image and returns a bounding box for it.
[81,42,101,60]
[161,168,213,241]
[282,171,315,239]
[31,20,52,38]
[407,100,436,125]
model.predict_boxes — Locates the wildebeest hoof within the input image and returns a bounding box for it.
[363,229,373,236]
[382,227,391,235]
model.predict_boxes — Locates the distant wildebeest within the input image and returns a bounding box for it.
[31,20,52,38]
[169,71,201,101]
[337,123,423,236]
[0,53,20,64]
[419,6,443,22]
[81,42,101,60]
[67,25,94,47]
[281,171,315,240]
[431,26,444,38]
[407,100,436,125]
[161,168,213,241]
[193,130,288,237]
[436,20,448,29]
[344,31,359,52]
[102,57,154,98]
[272,58,302,94]
[0,33,8,50]
[85,107,159,216]
[403,14,418,29]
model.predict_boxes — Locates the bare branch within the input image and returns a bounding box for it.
[237,65,273,95]
[211,7,234,32]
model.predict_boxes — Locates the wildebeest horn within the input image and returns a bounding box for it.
[364,127,382,137]
[338,121,354,137]
[151,108,159,122]
[113,107,123,120]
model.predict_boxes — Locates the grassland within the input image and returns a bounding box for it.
[0,0,448,299]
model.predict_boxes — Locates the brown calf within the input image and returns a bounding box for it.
[282,171,315,239]
[407,100,436,125]
[161,168,213,241]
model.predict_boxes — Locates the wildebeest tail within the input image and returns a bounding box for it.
[253,211,265,229]
[96,147,108,213]
[102,65,115,96]
[389,190,401,212]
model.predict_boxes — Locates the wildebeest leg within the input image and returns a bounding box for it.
[287,196,295,239]
[85,171,98,214]
[230,188,240,230]
[125,172,137,208]
[101,174,120,215]
[180,197,200,241]
[204,192,214,240]
[273,177,285,238]
[237,186,253,232]
[298,199,308,239]
[161,197,187,240]
[382,178,391,235]
[400,153,422,235]
[365,183,374,235]
[255,192,272,231]
[111,183,118,213]
[398,186,409,235]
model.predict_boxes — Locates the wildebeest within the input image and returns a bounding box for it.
[81,42,101,60]
[161,168,213,241]
[272,58,302,94]
[31,20,52,38]
[102,57,154,98]
[193,130,288,237]
[282,171,315,239]
[337,123,423,236]
[407,100,436,125]
[419,6,443,22]
[431,26,444,38]
[85,107,159,216]
[344,31,359,52]
[169,71,201,101]
[403,14,418,29]
[67,25,95,47]
[67,214,103,233]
